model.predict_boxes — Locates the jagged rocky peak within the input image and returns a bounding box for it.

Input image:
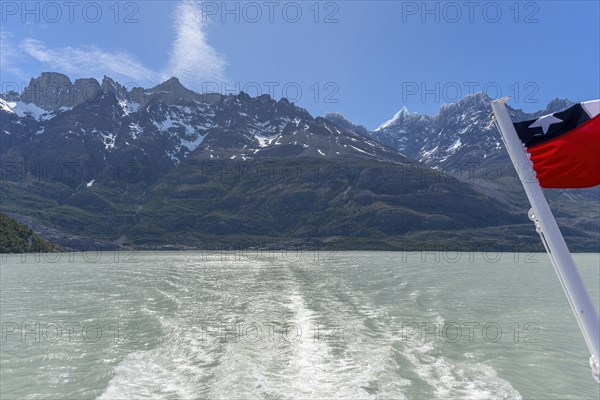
[375,106,432,132]
[27,72,71,88]
[208,90,314,130]
[219,91,273,110]
[149,77,200,101]
[439,92,492,115]
[129,76,219,107]
[255,93,277,104]
[0,90,21,102]
[324,112,370,137]
[368,92,500,165]
[543,97,575,114]
[324,112,345,120]
[393,106,413,119]
[20,72,101,111]
[151,77,187,92]
[376,92,493,133]
[466,91,493,103]
[100,76,130,101]
[509,97,575,122]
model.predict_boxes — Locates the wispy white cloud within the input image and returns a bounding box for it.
[5,1,226,89]
[20,39,161,85]
[1,30,27,79]
[162,0,227,88]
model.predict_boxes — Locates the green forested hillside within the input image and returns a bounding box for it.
[0,213,59,253]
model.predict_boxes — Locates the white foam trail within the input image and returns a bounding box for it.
[98,315,219,399]
[399,316,522,399]
[98,255,521,400]
[201,262,410,399]
[276,265,410,399]
[281,290,380,398]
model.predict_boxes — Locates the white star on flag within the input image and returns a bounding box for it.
[529,114,563,134]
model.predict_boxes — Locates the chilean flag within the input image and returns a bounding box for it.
[513,100,600,188]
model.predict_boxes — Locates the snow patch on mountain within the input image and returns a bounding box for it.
[179,134,206,152]
[2,74,413,168]
[369,92,577,173]
[5,101,52,120]
[95,129,117,150]
[119,100,140,115]
[376,107,417,131]
[1,99,15,113]
[129,123,143,139]
[447,138,461,152]
[255,133,278,147]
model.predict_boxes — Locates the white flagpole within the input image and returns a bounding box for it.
[491,97,600,381]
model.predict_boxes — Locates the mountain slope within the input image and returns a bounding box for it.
[0,213,60,253]
[1,73,595,251]
[333,94,598,251]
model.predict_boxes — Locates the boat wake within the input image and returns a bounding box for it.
[97,255,522,399]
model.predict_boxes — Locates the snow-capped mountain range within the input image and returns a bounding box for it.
[366,93,576,173]
[2,72,406,182]
[1,73,597,251]
[3,72,576,176]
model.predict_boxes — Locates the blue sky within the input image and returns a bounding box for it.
[1,1,599,129]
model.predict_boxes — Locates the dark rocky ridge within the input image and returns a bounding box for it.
[1,73,597,251]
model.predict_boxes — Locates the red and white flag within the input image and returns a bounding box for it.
[513,100,600,188]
